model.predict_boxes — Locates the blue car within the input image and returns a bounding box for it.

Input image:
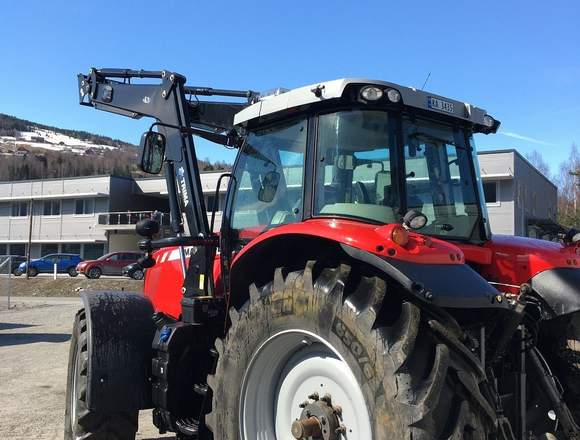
[18,253,83,277]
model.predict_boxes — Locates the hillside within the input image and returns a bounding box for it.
[0,114,230,181]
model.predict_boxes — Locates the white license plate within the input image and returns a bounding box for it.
[427,97,454,113]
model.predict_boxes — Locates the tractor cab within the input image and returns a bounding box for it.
[225,80,498,248]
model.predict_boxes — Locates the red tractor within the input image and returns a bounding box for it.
[65,69,580,440]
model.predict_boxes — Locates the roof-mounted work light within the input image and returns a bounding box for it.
[386,88,401,103]
[360,86,383,101]
[483,115,495,128]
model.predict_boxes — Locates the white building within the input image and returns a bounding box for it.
[0,150,557,259]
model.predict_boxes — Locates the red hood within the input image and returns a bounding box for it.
[478,234,580,288]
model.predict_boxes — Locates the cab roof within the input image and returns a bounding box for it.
[233,78,497,132]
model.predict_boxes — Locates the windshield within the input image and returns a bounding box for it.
[314,110,484,241]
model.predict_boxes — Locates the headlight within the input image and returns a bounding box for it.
[386,88,401,103]
[360,86,383,101]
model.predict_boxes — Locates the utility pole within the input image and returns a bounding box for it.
[25,199,33,279]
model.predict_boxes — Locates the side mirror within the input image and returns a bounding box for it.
[258,171,281,203]
[139,131,166,174]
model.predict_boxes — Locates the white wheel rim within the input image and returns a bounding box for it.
[240,329,372,440]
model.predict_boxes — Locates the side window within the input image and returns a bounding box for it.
[403,119,479,238]
[75,199,94,215]
[43,200,61,216]
[314,111,398,224]
[11,202,28,217]
[109,254,120,261]
[229,119,307,237]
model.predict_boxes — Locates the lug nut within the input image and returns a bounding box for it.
[308,392,319,401]
[298,401,309,408]
[335,424,347,435]
[320,393,332,406]
[333,405,343,417]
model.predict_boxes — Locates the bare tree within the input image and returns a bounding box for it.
[525,150,551,178]
[557,143,580,227]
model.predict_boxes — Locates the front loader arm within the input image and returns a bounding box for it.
[78,68,255,237]
[78,68,255,299]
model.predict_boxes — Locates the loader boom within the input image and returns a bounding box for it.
[78,68,256,294]
[78,68,255,237]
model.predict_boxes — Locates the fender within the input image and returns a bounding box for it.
[229,226,507,311]
[530,268,580,317]
[80,291,156,411]
[340,244,507,310]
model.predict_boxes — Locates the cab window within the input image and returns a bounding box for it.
[229,119,307,239]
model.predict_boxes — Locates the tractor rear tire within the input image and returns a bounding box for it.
[64,308,138,440]
[206,261,492,440]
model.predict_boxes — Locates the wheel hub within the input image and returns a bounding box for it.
[291,392,345,440]
[239,330,371,440]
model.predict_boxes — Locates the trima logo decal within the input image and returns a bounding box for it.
[177,166,190,206]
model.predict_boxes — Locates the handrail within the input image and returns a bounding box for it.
[97,211,170,226]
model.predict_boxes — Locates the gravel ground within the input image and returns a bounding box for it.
[0,296,175,440]
[0,276,142,297]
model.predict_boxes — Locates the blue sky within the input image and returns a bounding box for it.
[1,0,579,176]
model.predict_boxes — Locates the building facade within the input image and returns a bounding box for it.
[0,150,558,259]
[478,149,558,237]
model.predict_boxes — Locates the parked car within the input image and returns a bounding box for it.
[0,255,26,276]
[18,254,83,277]
[122,262,145,280]
[77,251,143,279]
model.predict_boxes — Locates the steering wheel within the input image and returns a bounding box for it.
[353,181,370,204]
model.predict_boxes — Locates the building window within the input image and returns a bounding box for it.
[483,181,499,205]
[0,243,7,255]
[83,243,105,260]
[43,200,61,216]
[10,244,26,256]
[41,243,59,256]
[11,201,28,217]
[75,199,94,215]
[61,243,81,255]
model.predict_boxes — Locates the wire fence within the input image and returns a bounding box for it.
[0,256,13,310]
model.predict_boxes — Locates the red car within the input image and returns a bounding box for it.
[76,251,143,279]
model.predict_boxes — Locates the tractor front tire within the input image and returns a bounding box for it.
[206,261,492,440]
[64,308,138,440]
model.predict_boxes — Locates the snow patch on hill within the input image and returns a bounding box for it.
[0,127,120,155]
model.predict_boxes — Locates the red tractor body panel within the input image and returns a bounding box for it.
[458,235,580,294]
[144,218,472,317]
[144,247,222,319]
[231,219,467,266]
